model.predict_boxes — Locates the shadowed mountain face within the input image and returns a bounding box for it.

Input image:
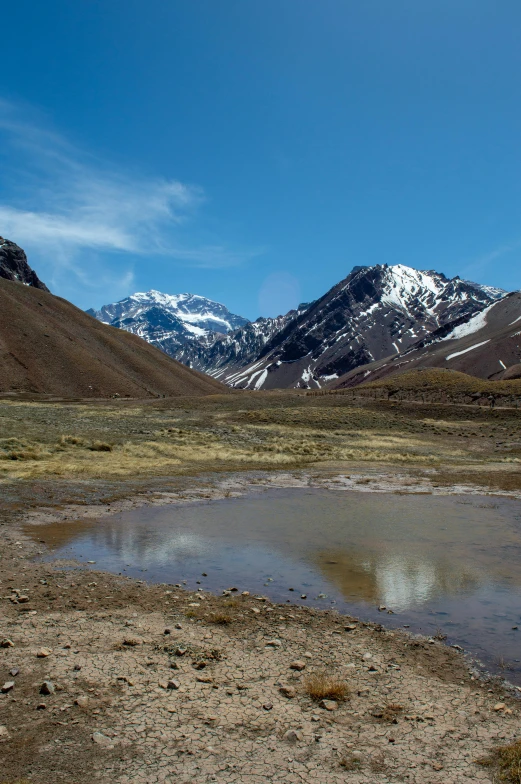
[0,238,49,291]
[332,291,521,388]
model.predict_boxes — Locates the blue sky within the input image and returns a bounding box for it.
[1,0,520,319]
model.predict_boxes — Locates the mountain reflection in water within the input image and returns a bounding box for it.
[316,551,481,610]
[27,488,521,681]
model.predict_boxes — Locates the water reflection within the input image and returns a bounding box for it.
[26,488,521,680]
[316,550,482,610]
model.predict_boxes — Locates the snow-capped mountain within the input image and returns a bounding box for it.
[87,266,505,391]
[201,264,504,390]
[86,291,249,355]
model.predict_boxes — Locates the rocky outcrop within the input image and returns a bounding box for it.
[0,238,49,291]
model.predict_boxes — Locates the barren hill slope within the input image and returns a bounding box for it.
[0,279,227,398]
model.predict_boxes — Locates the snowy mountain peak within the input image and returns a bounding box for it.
[86,289,250,353]
[87,290,249,334]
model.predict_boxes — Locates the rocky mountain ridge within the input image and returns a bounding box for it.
[332,290,521,388]
[198,264,504,389]
[0,238,49,291]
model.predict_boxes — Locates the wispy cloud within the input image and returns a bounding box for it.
[460,240,521,285]
[0,100,260,303]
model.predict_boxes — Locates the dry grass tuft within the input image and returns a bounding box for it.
[304,672,349,702]
[477,739,521,782]
[207,611,233,625]
[89,441,113,452]
[59,434,85,446]
[339,754,362,771]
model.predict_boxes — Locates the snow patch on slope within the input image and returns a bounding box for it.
[446,340,490,361]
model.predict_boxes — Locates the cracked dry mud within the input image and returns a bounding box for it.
[1,474,520,783]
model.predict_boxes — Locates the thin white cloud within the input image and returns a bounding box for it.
[0,100,260,287]
[460,240,521,284]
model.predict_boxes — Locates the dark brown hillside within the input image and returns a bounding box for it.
[0,278,228,398]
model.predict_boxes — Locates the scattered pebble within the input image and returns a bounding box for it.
[319,699,338,711]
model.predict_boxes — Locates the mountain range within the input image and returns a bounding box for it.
[89,264,505,389]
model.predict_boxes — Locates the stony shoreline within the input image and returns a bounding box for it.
[1,468,520,783]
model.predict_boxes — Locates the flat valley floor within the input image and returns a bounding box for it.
[1,391,520,784]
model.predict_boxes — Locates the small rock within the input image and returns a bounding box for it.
[75,696,89,707]
[432,762,443,771]
[262,702,273,711]
[362,652,373,661]
[175,647,187,656]
[378,605,386,611]
[351,750,363,760]
[301,594,307,599]
[0,726,9,739]
[290,660,306,671]
[73,664,82,671]
[92,732,113,747]
[1,640,14,648]
[196,675,213,684]
[251,607,260,614]
[319,699,338,711]
[494,703,506,711]
[345,624,357,632]
[36,647,52,658]
[9,669,19,677]
[283,729,303,743]
[40,681,55,695]
[1,682,15,693]
[164,629,171,635]
[266,639,282,647]
[280,685,296,698]
[17,595,29,603]
[167,680,181,690]
[241,591,250,596]
[36,703,46,710]
[175,623,182,630]
[303,652,313,659]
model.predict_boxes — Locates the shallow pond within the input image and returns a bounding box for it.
[29,488,521,682]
